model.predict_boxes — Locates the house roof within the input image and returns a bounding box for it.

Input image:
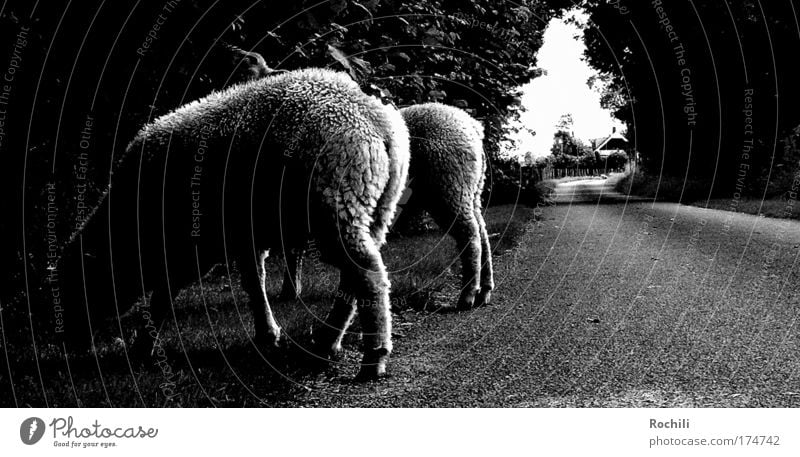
[593,131,628,152]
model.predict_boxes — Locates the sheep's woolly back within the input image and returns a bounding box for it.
[128,68,375,155]
[400,102,486,208]
[401,102,484,142]
[121,68,408,259]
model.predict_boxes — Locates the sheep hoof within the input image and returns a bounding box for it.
[254,328,282,348]
[456,289,479,310]
[312,340,343,360]
[311,324,345,358]
[354,348,389,381]
[474,289,493,308]
[456,299,474,310]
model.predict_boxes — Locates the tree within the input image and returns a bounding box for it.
[604,151,628,171]
[551,123,589,157]
[580,0,799,196]
[556,113,574,131]
[0,0,578,312]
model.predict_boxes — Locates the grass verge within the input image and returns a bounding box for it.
[614,169,711,203]
[693,198,800,220]
[1,203,537,407]
[616,170,800,220]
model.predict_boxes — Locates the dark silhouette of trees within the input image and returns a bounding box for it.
[581,0,800,197]
[0,0,575,325]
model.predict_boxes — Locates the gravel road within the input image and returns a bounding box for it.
[280,177,800,407]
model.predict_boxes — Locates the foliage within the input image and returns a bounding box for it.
[580,0,800,196]
[485,161,543,206]
[549,113,591,157]
[764,123,800,198]
[532,155,553,168]
[0,1,575,317]
[551,152,578,168]
[615,168,712,204]
[604,151,628,170]
[551,129,590,156]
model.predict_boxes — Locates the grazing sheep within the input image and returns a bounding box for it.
[59,68,409,380]
[401,103,494,308]
[281,102,494,309]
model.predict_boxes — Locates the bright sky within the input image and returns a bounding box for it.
[512,10,625,160]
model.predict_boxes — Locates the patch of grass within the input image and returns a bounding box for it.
[692,197,800,220]
[616,170,800,220]
[615,170,711,203]
[1,204,537,407]
[387,203,537,309]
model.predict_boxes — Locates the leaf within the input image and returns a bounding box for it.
[330,22,349,34]
[428,90,446,101]
[292,46,308,59]
[327,44,356,79]
[422,36,440,46]
[352,1,373,20]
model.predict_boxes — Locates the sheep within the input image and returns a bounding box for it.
[400,103,494,308]
[281,102,494,309]
[58,68,409,380]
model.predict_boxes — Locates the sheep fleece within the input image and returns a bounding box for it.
[62,68,409,373]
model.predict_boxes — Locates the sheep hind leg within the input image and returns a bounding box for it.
[239,250,281,347]
[342,230,393,381]
[312,270,357,359]
[474,205,494,307]
[452,214,482,310]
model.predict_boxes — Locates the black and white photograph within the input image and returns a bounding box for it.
[1,0,799,453]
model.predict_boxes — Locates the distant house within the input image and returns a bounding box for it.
[591,127,629,160]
